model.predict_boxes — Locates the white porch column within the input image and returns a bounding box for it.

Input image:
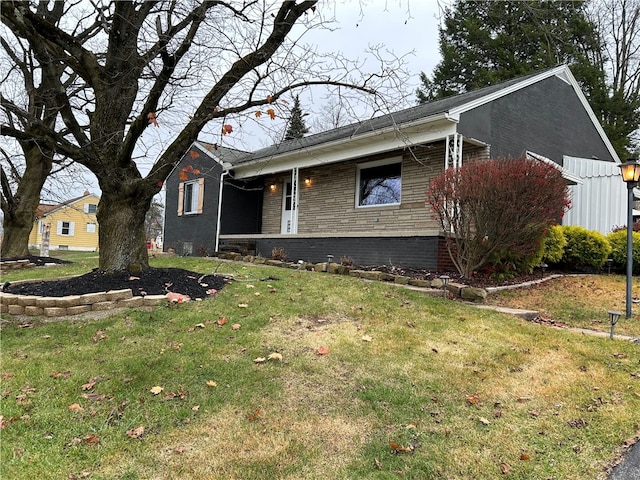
[290,167,299,234]
[445,133,463,169]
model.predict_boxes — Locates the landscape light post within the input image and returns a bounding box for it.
[440,275,450,299]
[619,159,640,318]
[608,310,622,340]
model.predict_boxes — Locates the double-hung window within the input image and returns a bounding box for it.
[178,178,204,215]
[356,158,402,207]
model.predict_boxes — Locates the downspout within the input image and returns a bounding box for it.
[216,167,230,253]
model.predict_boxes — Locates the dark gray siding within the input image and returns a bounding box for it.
[220,236,441,270]
[163,150,222,257]
[458,76,614,165]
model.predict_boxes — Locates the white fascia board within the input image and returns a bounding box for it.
[233,115,458,179]
[527,151,583,185]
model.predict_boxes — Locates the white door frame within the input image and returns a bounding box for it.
[280,168,299,234]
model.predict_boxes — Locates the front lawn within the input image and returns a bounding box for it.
[1,256,639,479]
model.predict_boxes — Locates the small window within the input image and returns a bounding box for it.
[84,203,97,214]
[178,178,204,216]
[357,159,402,207]
[57,221,75,236]
[86,222,97,233]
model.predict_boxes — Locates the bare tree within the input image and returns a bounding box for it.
[1,1,407,273]
[0,1,76,258]
[589,0,640,154]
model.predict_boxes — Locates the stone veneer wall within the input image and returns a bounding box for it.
[260,143,488,236]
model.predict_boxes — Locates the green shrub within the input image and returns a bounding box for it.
[606,229,640,274]
[541,225,566,264]
[560,225,611,269]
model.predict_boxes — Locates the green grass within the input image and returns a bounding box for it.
[1,254,639,479]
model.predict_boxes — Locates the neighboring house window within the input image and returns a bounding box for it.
[84,203,98,214]
[57,221,75,236]
[177,178,205,216]
[356,159,402,207]
[86,222,97,233]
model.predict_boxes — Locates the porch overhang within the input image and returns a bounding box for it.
[231,115,458,179]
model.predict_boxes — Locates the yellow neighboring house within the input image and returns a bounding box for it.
[29,191,100,251]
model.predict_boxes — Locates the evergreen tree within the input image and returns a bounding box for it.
[284,95,310,140]
[416,0,635,158]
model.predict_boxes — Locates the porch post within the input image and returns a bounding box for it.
[290,167,299,234]
[445,133,463,169]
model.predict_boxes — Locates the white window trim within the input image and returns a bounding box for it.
[86,222,97,233]
[355,157,402,208]
[57,220,75,236]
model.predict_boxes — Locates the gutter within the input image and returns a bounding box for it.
[215,164,232,253]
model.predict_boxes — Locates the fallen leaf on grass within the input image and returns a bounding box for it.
[206,380,218,387]
[374,458,382,469]
[500,462,511,474]
[81,381,96,391]
[478,417,491,425]
[465,394,480,407]
[268,352,283,361]
[217,317,227,326]
[231,323,241,330]
[82,392,106,402]
[248,408,261,421]
[150,386,164,395]
[68,403,84,413]
[520,452,531,461]
[316,346,330,356]
[174,445,186,454]
[253,357,266,364]
[238,303,249,308]
[361,335,372,342]
[389,441,414,454]
[192,405,200,411]
[84,434,100,445]
[126,426,145,439]
[51,371,71,379]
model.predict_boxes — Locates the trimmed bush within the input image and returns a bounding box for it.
[560,225,611,270]
[541,225,567,264]
[607,229,640,274]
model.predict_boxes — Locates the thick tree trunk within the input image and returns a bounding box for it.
[1,147,52,258]
[96,189,152,273]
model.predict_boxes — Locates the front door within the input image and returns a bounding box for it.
[281,181,293,233]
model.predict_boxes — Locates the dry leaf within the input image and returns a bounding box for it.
[81,381,96,391]
[51,371,71,379]
[248,408,261,421]
[217,317,227,326]
[246,284,255,289]
[191,405,200,411]
[84,433,100,445]
[68,403,84,413]
[238,303,249,308]
[268,352,283,361]
[374,458,382,470]
[316,346,330,356]
[478,417,491,425]
[150,386,164,395]
[520,452,531,461]
[500,462,511,474]
[466,394,480,406]
[195,323,205,329]
[231,324,241,330]
[361,335,372,342]
[206,380,218,387]
[253,357,266,364]
[126,426,145,439]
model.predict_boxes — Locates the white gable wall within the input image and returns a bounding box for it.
[562,156,628,234]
